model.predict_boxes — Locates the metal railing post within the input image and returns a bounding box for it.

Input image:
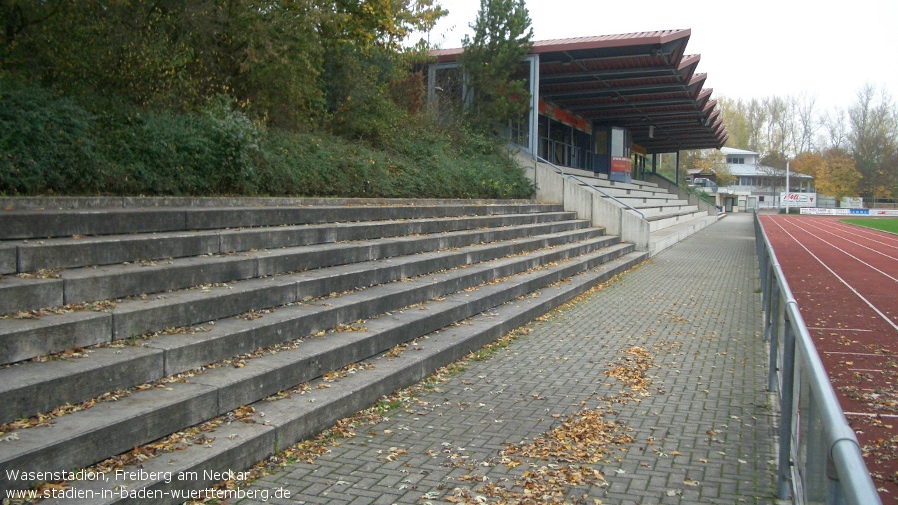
[768,286,781,393]
[777,309,796,500]
[828,455,848,505]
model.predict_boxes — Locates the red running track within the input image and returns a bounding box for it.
[761,214,898,499]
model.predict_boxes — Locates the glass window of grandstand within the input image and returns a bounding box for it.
[632,146,647,181]
[537,115,593,170]
[431,65,465,121]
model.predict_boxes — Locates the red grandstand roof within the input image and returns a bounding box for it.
[431,29,728,154]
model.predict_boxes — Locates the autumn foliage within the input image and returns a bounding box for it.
[0,0,535,199]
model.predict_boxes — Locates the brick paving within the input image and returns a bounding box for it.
[240,213,778,505]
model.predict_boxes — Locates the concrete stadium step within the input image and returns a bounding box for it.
[0,203,561,240]
[615,196,690,207]
[0,217,589,316]
[0,245,643,496]
[637,204,700,218]
[649,215,721,256]
[58,252,647,505]
[0,232,621,423]
[646,208,713,232]
[1,211,578,274]
[0,226,602,366]
[561,167,659,189]
[575,180,669,200]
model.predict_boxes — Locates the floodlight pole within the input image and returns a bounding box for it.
[785,161,790,213]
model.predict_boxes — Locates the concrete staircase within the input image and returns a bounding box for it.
[0,198,646,501]
[568,171,710,231]
[522,157,720,256]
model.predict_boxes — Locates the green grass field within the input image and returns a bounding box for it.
[840,217,898,234]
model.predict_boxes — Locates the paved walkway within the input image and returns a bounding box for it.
[241,213,778,505]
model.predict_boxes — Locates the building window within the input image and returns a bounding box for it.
[727,156,745,164]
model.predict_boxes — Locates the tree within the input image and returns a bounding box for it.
[821,108,849,151]
[680,149,733,186]
[790,149,861,199]
[0,0,446,129]
[793,93,819,154]
[822,148,863,199]
[847,84,898,200]
[457,0,533,129]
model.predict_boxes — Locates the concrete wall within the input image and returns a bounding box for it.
[523,155,649,251]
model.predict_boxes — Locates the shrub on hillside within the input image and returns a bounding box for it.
[0,81,101,195]
[0,81,534,200]
[100,98,260,195]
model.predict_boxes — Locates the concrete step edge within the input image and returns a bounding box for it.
[0,237,626,422]
[7,212,583,273]
[0,204,566,240]
[0,220,594,315]
[0,248,643,494]
[74,251,648,505]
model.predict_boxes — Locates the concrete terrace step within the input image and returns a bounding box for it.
[0,217,590,316]
[614,196,690,207]
[637,204,700,219]
[575,180,670,200]
[0,225,602,365]
[560,167,659,189]
[1,211,579,274]
[646,208,712,232]
[0,232,622,423]
[0,203,563,240]
[0,244,643,495]
[0,199,648,501]
[649,214,720,256]
[56,251,646,505]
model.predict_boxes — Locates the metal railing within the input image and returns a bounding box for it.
[754,212,881,505]
[535,156,644,220]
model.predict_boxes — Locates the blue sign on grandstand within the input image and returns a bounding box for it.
[849,209,870,215]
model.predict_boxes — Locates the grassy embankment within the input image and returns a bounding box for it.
[1,82,534,200]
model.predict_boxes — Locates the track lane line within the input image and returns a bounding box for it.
[798,220,898,262]
[766,217,898,334]
[829,219,898,247]
[777,218,898,285]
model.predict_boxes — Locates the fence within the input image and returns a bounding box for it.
[754,213,881,505]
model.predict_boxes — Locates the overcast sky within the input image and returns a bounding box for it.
[421,0,898,113]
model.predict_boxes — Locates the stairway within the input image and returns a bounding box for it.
[573,170,720,255]
[522,157,720,256]
[0,198,646,501]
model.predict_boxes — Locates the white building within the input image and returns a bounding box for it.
[717,147,815,211]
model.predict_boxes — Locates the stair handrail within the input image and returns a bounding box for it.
[536,156,645,220]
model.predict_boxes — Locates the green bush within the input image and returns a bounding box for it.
[100,98,260,195]
[0,81,101,195]
[0,80,534,200]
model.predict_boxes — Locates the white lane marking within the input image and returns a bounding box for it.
[785,219,898,283]
[844,412,898,419]
[767,217,898,334]
[809,327,874,332]
[802,220,898,261]
[824,352,891,357]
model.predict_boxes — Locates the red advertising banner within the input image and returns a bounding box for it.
[611,156,631,173]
